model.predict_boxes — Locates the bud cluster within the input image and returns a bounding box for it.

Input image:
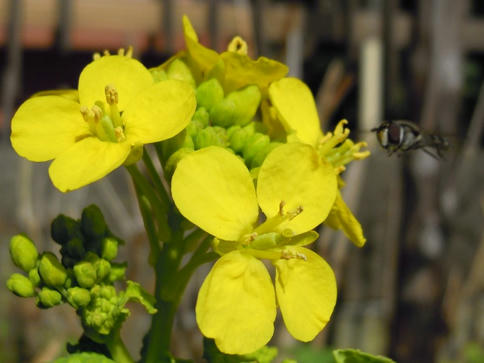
[154,59,282,175]
[6,204,132,336]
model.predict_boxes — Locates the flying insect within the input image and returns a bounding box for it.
[371,120,449,159]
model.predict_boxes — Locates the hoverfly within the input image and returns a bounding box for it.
[371,120,449,159]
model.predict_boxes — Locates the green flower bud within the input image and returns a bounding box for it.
[196,78,224,111]
[192,107,210,128]
[210,85,261,127]
[65,237,86,259]
[99,285,116,300]
[186,119,204,137]
[38,287,62,308]
[108,263,127,283]
[166,59,196,88]
[81,205,107,240]
[73,260,97,288]
[242,132,270,165]
[6,273,35,297]
[101,237,118,261]
[94,259,111,281]
[39,252,67,288]
[250,141,282,168]
[67,287,91,309]
[9,234,38,272]
[228,125,251,153]
[28,267,41,286]
[51,214,81,245]
[194,127,219,149]
[165,148,193,178]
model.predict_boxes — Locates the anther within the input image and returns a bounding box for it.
[117,48,125,56]
[228,36,248,55]
[280,249,307,261]
[91,105,103,122]
[126,46,133,58]
[105,85,118,105]
[80,106,90,122]
[103,50,110,57]
[288,206,303,220]
[93,52,101,61]
[278,201,286,216]
[114,127,126,142]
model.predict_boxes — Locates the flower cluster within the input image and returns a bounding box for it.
[8,15,370,359]
[7,205,156,340]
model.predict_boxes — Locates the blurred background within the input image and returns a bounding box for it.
[0,0,483,362]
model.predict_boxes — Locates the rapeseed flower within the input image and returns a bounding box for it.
[155,16,288,93]
[268,77,369,247]
[172,144,337,354]
[11,49,196,192]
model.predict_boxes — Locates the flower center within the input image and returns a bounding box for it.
[317,119,370,174]
[80,85,126,143]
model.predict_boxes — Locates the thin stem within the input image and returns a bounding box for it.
[132,182,160,265]
[142,148,170,207]
[105,330,134,363]
[127,164,171,241]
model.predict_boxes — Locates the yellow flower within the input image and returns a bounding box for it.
[11,51,196,192]
[268,77,369,247]
[179,15,288,92]
[172,144,337,354]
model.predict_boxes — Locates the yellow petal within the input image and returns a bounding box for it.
[268,77,322,146]
[10,96,89,162]
[257,143,337,234]
[48,137,131,192]
[172,147,258,241]
[196,251,276,354]
[124,80,196,144]
[325,190,366,247]
[220,52,288,93]
[274,246,336,341]
[32,89,79,102]
[78,55,153,111]
[182,15,220,76]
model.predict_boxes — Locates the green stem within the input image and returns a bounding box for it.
[142,148,170,207]
[105,330,134,363]
[132,182,160,265]
[127,164,171,241]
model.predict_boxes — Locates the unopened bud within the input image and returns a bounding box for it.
[101,237,118,261]
[38,287,62,308]
[28,267,41,286]
[51,214,81,245]
[7,273,35,297]
[196,78,224,111]
[73,260,97,288]
[95,259,111,281]
[192,107,210,128]
[242,132,270,166]
[9,234,38,272]
[194,127,218,149]
[67,287,91,309]
[65,237,86,259]
[81,205,107,240]
[39,252,67,288]
[211,85,261,127]
[108,263,127,283]
[250,142,281,168]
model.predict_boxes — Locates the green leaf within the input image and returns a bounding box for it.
[332,349,396,363]
[203,338,278,363]
[53,352,115,363]
[120,280,157,314]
